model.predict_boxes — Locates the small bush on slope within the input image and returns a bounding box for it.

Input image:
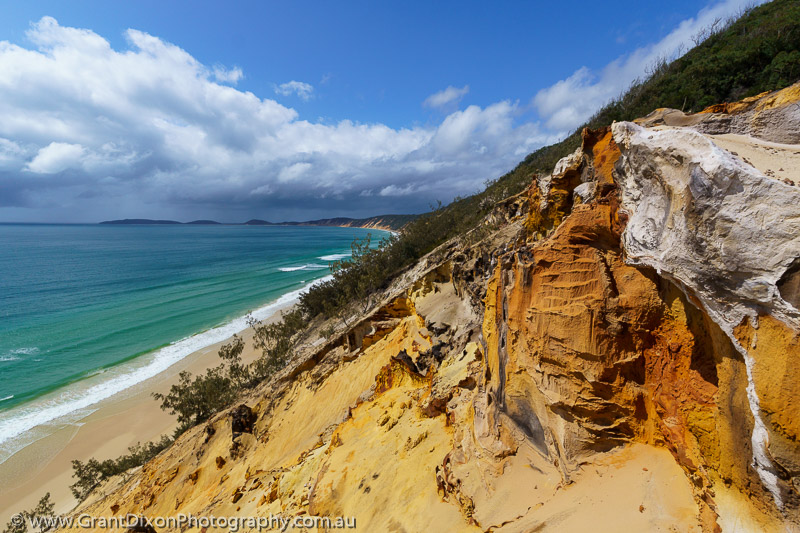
[2,493,55,533]
[69,436,173,501]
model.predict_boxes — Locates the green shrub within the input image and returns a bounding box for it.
[2,493,55,533]
[153,365,239,435]
[69,436,172,501]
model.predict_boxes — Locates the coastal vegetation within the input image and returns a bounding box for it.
[69,437,173,501]
[503,0,800,191]
[2,493,55,533]
[62,0,800,507]
[152,336,248,435]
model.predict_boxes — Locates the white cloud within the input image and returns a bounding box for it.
[533,0,768,133]
[275,80,314,101]
[213,65,243,84]
[26,142,85,173]
[379,184,416,197]
[0,17,546,221]
[433,102,510,155]
[249,183,273,197]
[424,85,469,109]
[277,162,312,183]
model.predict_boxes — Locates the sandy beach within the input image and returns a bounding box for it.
[0,301,293,523]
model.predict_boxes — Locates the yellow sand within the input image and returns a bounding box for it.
[708,133,800,185]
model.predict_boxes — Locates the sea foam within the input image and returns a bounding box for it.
[318,253,351,261]
[0,347,39,362]
[278,264,328,272]
[0,276,331,463]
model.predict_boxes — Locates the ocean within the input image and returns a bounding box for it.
[0,223,387,463]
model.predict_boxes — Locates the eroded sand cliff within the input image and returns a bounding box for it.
[61,82,800,532]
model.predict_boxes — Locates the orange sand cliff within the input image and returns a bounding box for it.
[57,82,800,532]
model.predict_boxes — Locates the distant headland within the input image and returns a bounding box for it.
[99,214,416,232]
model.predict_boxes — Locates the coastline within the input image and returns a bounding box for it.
[0,296,297,523]
[0,225,390,522]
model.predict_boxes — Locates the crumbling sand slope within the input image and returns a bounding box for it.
[62,82,800,532]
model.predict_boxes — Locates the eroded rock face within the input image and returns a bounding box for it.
[612,112,800,513]
[478,132,726,530]
[485,200,655,465]
[613,121,800,336]
[61,85,800,533]
[472,84,800,529]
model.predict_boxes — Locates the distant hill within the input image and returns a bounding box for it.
[100,214,416,231]
[100,219,181,225]
[298,215,416,231]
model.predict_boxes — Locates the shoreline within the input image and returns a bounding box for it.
[0,274,335,455]
[0,225,387,521]
[0,293,300,523]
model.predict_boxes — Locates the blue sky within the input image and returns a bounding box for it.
[0,0,764,222]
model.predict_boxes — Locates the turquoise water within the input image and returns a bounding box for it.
[0,223,385,457]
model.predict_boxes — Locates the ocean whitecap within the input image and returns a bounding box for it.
[318,253,351,261]
[278,264,328,272]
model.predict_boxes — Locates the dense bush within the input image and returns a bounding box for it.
[153,365,240,435]
[300,233,398,322]
[249,308,307,376]
[298,201,481,321]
